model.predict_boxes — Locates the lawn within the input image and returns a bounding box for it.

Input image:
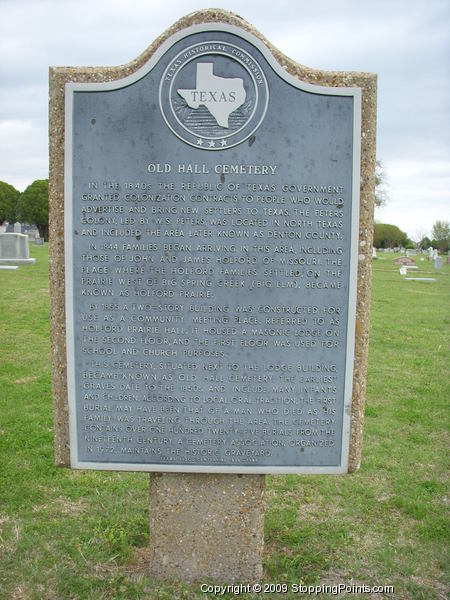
[0,245,448,599]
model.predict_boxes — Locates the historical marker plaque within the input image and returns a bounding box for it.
[64,23,361,473]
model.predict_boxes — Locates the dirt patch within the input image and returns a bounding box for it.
[14,376,38,385]
[11,585,31,600]
[410,576,449,600]
[55,496,88,516]
[0,516,21,554]
[0,513,10,526]
[393,257,416,266]
[32,496,88,517]
[90,547,150,581]
[127,547,151,574]
[11,583,57,600]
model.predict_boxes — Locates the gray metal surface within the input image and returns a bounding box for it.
[65,24,361,473]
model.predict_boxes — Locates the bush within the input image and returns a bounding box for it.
[418,236,432,250]
[431,221,450,254]
[373,223,409,249]
[0,180,20,223]
[17,179,49,240]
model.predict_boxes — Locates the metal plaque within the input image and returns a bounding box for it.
[65,24,361,473]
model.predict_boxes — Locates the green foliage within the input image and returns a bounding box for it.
[0,180,20,223]
[373,222,409,248]
[418,235,432,250]
[17,179,49,239]
[431,220,450,253]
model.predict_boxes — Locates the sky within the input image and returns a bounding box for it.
[1,0,449,240]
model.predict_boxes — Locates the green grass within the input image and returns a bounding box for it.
[0,246,449,599]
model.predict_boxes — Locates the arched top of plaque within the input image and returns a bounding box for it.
[63,11,367,151]
[56,10,376,90]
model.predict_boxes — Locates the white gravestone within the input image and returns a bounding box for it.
[0,233,36,265]
[26,229,39,242]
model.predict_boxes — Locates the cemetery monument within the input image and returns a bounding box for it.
[0,232,36,266]
[49,9,377,582]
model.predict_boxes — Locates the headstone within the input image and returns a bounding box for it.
[26,228,40,242]
[434,256,443,269]
[0,225,6,234]
[13,222,22,233]
[34,237,44,246]
[372,247,377,259]
[0,233,36,265]
[49,9,377,583]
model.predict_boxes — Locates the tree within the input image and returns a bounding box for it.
[431,220,450,254]
[17,179,49,240]
[375,160,389,208]
[373,223,409,248]
[418,236,432,251]
[0,180,20,223]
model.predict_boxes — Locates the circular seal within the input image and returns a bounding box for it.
[159,41,269,150]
